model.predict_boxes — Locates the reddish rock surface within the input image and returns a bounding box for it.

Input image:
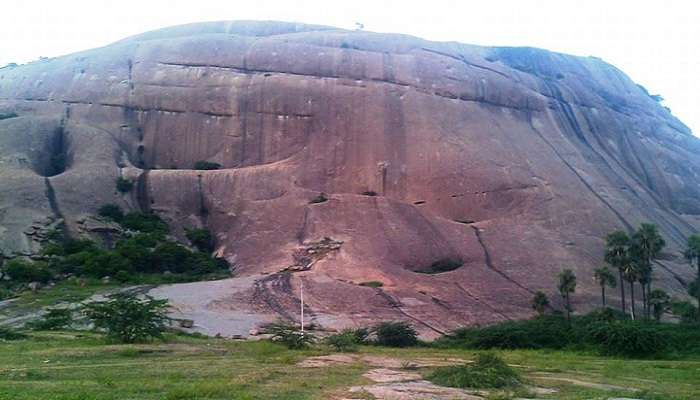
[1,21,699,336]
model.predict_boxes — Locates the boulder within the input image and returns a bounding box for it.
[1,21,698,335]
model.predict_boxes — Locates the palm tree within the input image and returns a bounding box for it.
[637,261,652,319]
[531,291,550,315]
[684,234,700,321]
[558,269,577,323]
[632,223,665,319]
[622,259,640,320]
[649,289,670,322]
[605,231,630,315]
[593,266,617,308]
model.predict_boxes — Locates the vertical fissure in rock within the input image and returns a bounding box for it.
[35,123,70,178]
[135,170,151,212]
[197,174,209,223]
[470,225,534,295]
[44,177,69,239]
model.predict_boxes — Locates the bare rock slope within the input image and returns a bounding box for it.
[1,21,699,336]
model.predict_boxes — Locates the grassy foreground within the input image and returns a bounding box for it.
[0,332,698,400]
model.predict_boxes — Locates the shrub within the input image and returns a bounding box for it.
[428,353,520,389]
[185,252,228,275]
[2,259,53,283]
[309,193,328,204]
[116,234,158,272]
[0,287,14,301]
[55,250,100,275]
[325,330,359,352]
[185,228,214,252]
[586,321,667,357]
[265,320,315,349]
[0,111,19,120]
[82,292,170,343]
[0,326,27,341]
[27,308,73,331]
[374,321,418,347]
[669,300,698,324]
[64,239,99,255]
[193,161,221,170]
[435,315,573,350]
[436,311,700,358]
[98,204,124,222]
[531,291,550,314]
[120,212,169,234]
[151,241,192,273]
[416,258,463,274]
[350,327,370,344]
[116,177,134,193]
[82,251,132,278]
[359,281,383,288]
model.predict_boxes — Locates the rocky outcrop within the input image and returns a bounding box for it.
[1,21,698,336]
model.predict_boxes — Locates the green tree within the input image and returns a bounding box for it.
[648,289,670,322]
[264,320,315,349]
[116,177,134,193]
[120,212,169,235]
[83,292,170,343]
[688,279,700,318]
[82,251,132,278]
[531,291,549,315]
[193,161,221,170]
[185,228,214,252]
[684,234,700,321]
[557,269,576,322]
[1,259,53,283]
[632,223,665,319]
[605,231,630,315]
[374,321,419,347]
[98,203,124,222]
[593,266,617,307]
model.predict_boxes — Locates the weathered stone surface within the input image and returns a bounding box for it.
[1,21,699,335]
[363,368,423,383]
[349,381,483,400]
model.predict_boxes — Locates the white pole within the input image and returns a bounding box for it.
[300,279,305,335]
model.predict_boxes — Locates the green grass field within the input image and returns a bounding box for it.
[1,332,698,400]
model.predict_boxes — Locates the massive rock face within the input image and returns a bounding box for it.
[1,21,698,336]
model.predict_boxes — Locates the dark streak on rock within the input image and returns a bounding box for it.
[471,225,535,295]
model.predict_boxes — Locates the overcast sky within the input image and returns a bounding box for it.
[1,0,697,134]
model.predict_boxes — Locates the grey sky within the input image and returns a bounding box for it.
[2,0,697,134]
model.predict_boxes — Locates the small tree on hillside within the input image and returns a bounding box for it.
[185,228,214,253]
[557,269,577,322]
[684,234,700,321]
[116,177,134,193]
[593,266,617,308]
[531,291,550,315]
[83,292,170,343]
[98,203,124,222]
